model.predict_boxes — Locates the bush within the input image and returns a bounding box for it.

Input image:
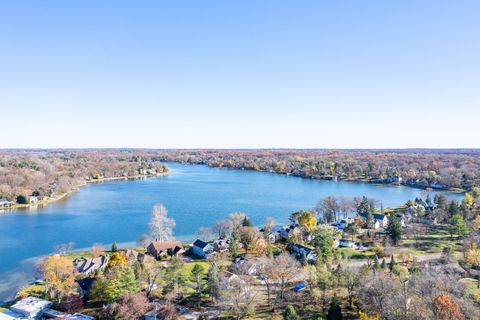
[16,195,29,204]
[283,305,301,320]
[372,242,385,258]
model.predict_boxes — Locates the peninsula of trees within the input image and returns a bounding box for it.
[0,150,168,208]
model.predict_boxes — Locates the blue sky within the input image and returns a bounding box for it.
[0,1,479,148]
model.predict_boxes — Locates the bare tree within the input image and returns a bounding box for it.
[197,227,213,242]
[221,275,258,319]
[213,220,232,238]
[317,196,340,223]
[149,204,175,241]
[340,196,352,219]
[273,252,302,302]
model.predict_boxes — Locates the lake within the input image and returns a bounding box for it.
[0,163,462,302]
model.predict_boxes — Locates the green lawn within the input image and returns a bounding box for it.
[338,248,375,260]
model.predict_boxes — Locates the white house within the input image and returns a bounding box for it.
[359,213,389,229]
[28,196,38,204]
[191,239,213,258]
[339,239,357,249]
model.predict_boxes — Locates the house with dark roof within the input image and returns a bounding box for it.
[359,212,389,229]
[73,255,109,275]
[291,244,317,263]
[191,239,213,258]
[146,240,184,259]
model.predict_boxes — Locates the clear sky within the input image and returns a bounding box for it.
[0,1,479,149]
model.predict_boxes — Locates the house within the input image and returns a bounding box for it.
[147,241,184,259]
[0,198,14,208]
[213,238,230,252]
[385,176,402,184]
[291,244,317,263]
[332,218,354,231]
[9,297,52,319]
[339,239,357,249]
[28,196,38,204]
[73,255,109,275]
[191,239,214,258]
[278,224,313,242]
[139,168,157,175]
[125,249,154,264]
[220,273,246,289]
[359,213,389,229]
[230,256,257,275]
[259,228,279,243]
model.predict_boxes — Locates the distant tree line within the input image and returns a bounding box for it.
[0,150,168,202]
[156,149,480,191]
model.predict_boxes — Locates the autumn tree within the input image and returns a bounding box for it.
[41,255,76,304]
[465,244,480,288]
[239,226,264,256]
[433,293,464,320]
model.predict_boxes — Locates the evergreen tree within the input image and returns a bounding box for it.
[207,263,221,302]
[283,305,301,320]
[229,232,239,257]
[111,242,118,252]
[373,255,379,269]
[448,214,469,239]
[389,255,396,272]
[381,258,386,269]
[242,216,253,227]
[327,295,343,320]
[386,216,403,245]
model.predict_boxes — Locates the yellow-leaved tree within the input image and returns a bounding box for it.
[466,244,480,288]
[298,210,317,232]
[41,255,76,303]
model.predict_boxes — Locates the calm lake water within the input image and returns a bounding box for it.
[0,163,462,301]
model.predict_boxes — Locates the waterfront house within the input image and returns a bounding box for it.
[73,255,109,275]
[146,240,184,259]
[291,244,317,263]
[10,297,52,319]
[0,198,14,208]
[28,196,38,204]
[191,239,213,258]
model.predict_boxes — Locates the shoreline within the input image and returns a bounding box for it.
[0,172,169,213]
[172,161,466,194]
